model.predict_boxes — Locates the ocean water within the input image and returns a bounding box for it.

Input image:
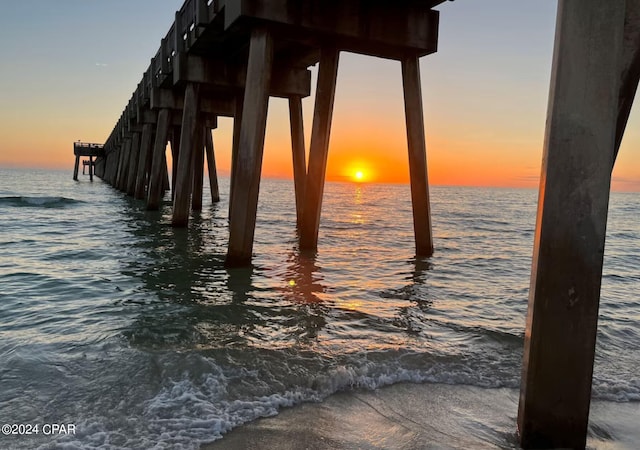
[0,167,638,449]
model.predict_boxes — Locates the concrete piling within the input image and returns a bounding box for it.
[225,28,274,267]
[402,55,433,257]
[172,82,201,226]
[135,123,155,200]
[517,1,625,448]
[73,155,80,181]
[204,128,220,203]
[191,126,205,211]
[147,108,172,210]
[229,93,244,219]
[126,132,141,196]
[299,48,340,251]
[171,127,181,200]
[288,96,306,227]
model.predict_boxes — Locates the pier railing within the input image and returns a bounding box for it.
[103,0,218,156]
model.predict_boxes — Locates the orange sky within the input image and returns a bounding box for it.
[2,2,640,191]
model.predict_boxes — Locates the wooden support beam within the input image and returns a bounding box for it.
[147,109,172,210]
[289,96,307,227]
[135,123,155,200]
[517,2,625,448]
[205,128,220,203]
[172,82,201,226]
[126,132,141,196]
[89,156,94,182]
[402,55,433,257]
[192,126,205,211]
[299,48,340,251]
[225,28,274,267]
[73,155,80,181]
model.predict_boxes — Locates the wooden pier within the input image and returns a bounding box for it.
[77,0,640,448]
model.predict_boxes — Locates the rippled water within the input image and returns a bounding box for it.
[0,168,638,449]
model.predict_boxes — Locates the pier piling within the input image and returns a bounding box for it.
[517,1,624,448]
[126,132,141,196]
[170,127,181,201]
[205,128,220,203]
[191,126,205,211]
[147,108,172,210]
[288,96,306,227]
[402,55,434,257]
[229,93,244,219]
[73,155,80,181]
[226,28,274,267]
[172,82,201,226]
[135,123,154,200]
[299,48,340,251]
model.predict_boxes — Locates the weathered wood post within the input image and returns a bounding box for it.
[299,48,340,251]
[89,156,94,182]
[147,108,172,210]
[205,128,220,203]
[225,28,274,266]
[172,82,201,226]
[402,55,434,257]
[288,96,306,227]
[517,1,625,448]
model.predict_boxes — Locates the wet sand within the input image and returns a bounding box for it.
[201,383,640,449]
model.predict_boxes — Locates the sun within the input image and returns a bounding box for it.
[353,170,365,182]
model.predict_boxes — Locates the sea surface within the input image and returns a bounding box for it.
[0,167,638,449]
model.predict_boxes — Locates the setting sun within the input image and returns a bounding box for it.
[354,170,364,181]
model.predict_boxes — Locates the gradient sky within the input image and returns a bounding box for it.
[1,1,640,190]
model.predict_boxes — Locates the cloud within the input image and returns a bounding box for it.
[95,63,109,67]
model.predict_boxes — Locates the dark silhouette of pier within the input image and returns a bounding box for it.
[73,142,104,182]
[75,1,640,448]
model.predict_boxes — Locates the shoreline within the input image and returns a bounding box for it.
[201,382,640,450]
[202,383,520,449]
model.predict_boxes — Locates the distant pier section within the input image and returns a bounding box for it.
[73,142,104,182]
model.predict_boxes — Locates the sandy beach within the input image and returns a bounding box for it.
[202,383,640,450]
